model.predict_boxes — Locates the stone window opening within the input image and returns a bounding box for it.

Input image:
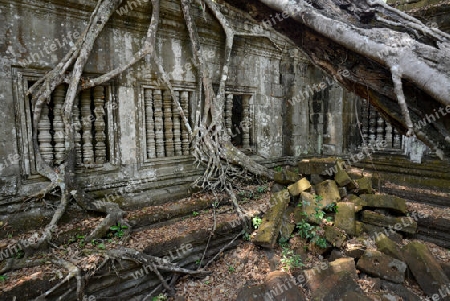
[225,93,252,151]
[34,83,112,167]
[13,69,117,177]
[359,99,402,150]
[144,87,192,160]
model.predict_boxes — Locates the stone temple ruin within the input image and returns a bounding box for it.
[0,0,450,300]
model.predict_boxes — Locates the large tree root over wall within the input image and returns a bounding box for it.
[22,0,275,298]
[225,0,450,158]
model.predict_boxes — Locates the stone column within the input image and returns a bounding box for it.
[172,91,182,156]
[242,95,250,149]
[376,114,385,145]
[38,103,53,164]
[393,128,402,149]
[153,90,165,157]
[94,86,107,164]
[53,85,66,165]
[145,89,156,159]
[73,98,82,165]
[180,91,190,155]
[81,89,94,164]
[163,90,174,157]
[225,94,233,136]
[368,105,377,146]
[385,121,393,148]
[361,98,369,147]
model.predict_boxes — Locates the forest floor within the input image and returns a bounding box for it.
[0,186,449,301]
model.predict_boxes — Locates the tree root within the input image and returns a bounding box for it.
[85,203,129,242]
[203,231,243,269]
[34,258,81,301]
[0,258,47,275]
[107,247,210,296]
[391,65,414,136]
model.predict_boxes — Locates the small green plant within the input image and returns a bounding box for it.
[195,259,201,265]
[228,265,235,273]
[280,246,303,271]
[97,243,106,250]
[243,232,251,241]
[296,194,329,250]
[109,223,128,238]
[0,275,7,281]
[252,216,262,229]
[314,237,328,249]
[297,220,315,240]
[192,211,199,217]
[274,166,282,172]
[152,293,167,301]
[204,280,210,285]
[278,237,290,248]
[324,202,339,213]
[256,185,268,194]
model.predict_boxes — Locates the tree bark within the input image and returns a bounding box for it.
[224,0,450,157]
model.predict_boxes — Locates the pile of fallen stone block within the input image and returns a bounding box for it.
[236,158,450,301]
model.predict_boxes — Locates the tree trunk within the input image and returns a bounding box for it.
[224,0,450,158]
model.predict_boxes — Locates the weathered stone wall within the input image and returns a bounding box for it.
[1,0,334,205]
[2,0,434,213]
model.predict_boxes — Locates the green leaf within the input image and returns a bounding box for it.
[98,243,106,250]
[110,226,120,231]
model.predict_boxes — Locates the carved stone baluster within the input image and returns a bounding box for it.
[368,105,377,146]
[163,90,174,157]
[376,114,385,145]
[38,103,54,164]
[73,98,82,165]
[153,90,165,157]
[385,121,393,148]
[180,91,190,155]
[93,86,107,164]
[393,128,402,149]
[53,85,66,165]
[242,95,250,149]
[225,94,233,136]
[144,89,156,159]
[81,89,95,164]
[172,91,182,156]
[361,98,369,147]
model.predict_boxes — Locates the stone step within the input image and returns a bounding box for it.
[417,216,450,248]
[361,210,417,234]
